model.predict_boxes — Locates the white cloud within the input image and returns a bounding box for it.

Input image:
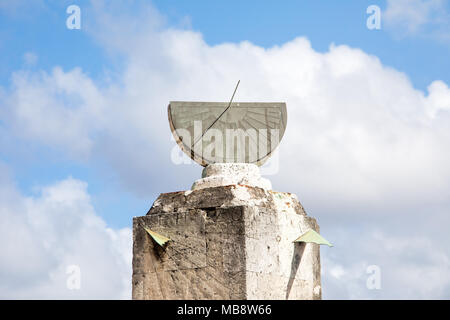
[1,1,450,298]
[323,229,450,299]
[3,67,106,159]
[384,0,450,41]
[0,164,131,299]
[425,80,450,117]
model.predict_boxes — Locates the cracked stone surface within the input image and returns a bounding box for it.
[132,185,321,300]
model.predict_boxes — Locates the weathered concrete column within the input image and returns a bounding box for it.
[132,165,322,300]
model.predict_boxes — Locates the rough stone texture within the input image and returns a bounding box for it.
[192,163,272,191]
[132,184,322,300]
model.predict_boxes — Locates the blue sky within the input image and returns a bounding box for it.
[1,0,449,90]
[1,0,450,299]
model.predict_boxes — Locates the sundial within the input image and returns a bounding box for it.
[132,83,330,301]
[168,82,287,166]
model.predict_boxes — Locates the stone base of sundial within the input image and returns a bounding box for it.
[132,164,322,300]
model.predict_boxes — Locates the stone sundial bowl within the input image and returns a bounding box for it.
[168,101,287,167]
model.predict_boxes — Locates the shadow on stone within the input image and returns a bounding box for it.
[286,242,306,299]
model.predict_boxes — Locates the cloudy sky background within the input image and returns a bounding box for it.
[0,0,449,299]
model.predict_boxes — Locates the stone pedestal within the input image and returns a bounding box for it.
[132,169,322,300]
[192,163,272,191]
